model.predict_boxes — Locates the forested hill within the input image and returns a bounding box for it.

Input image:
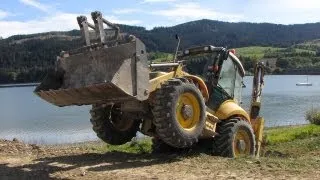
[2,19,320,83]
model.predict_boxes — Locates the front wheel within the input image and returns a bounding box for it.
[152,79,206,148]
[212,119,256,158]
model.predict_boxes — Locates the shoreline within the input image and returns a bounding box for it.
[0,82,39,88]
[0,123,311,146]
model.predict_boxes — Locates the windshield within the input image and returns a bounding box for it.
[218,56,236,96]
[217,55,243,103]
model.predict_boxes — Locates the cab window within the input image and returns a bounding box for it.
[218,56,237,97]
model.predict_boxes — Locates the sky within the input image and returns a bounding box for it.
[0,0,320,38]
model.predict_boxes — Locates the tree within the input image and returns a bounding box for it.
[276,58,290,68]
[316,49,320,57]
[0,70,14,83]
[266,61,270,67]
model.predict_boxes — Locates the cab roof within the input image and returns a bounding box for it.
[178,45,245,77]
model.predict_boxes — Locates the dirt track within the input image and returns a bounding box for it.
[0,139,320,180]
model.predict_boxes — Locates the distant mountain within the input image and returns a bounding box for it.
[1,19,320,83]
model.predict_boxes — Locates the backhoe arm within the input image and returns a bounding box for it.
[250,62,265,157]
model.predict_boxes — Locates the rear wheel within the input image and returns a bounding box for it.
[90,104,140,145]
[212,119,255,158]
[152,79,206,148]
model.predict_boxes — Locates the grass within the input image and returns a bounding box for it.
[91,138,152,154]
[263,125,320,161]
[265,124,320,145]
[235,46,283,59]
[86,124,320,160]
[235,46,316,59]
[150,53,174,63]
[294,48,316,54]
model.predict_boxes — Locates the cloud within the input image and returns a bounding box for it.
[242,0,320,24]
[0,12,142,38]
[268,0,320,10]
[0,10,9,20]
[142,0,177,3]
[112,8,141,14]
[19,0,50,12]
[152,2,243,22]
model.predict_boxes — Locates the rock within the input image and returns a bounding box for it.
[12,138,19,142]
[81,171,86,176]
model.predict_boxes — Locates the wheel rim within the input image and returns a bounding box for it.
[233,128,252,157]
[176,92,201,129]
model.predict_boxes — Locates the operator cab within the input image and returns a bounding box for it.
[178,46,245,110]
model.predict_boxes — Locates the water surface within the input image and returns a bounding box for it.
[0,75,319,144]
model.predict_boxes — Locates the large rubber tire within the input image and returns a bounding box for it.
[212,119,256,158]
[151,138,182,154]
[152,79,206,148]
[90,104,140,145]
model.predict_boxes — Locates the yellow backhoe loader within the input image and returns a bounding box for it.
[34,11,265,158]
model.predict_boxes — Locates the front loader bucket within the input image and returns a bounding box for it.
[35,38,149,107]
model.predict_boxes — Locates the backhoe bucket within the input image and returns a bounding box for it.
[34,38,149,107]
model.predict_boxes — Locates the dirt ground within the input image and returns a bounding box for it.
[0,138,320,180]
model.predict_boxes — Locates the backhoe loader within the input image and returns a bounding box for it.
[35,11,265,158]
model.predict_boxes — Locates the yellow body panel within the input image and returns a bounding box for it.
[149,65,209,101]
[149,64,185,93]
[183,75,209,101]
[149,71,176,92]
[215,100,250,122]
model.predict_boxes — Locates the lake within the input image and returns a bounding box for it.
[0,75,319,144]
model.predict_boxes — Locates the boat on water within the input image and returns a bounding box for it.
[296,75,312,86]
[296,82,312,86]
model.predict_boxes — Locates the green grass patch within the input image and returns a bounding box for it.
[263,136,320,158]
[91,138,152,154]
[294,48,316,54]
[149,52,174,63]
[85,124,320,158]
[235,46,315,58]
[265,124,320,145]
[235,46,283,59]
